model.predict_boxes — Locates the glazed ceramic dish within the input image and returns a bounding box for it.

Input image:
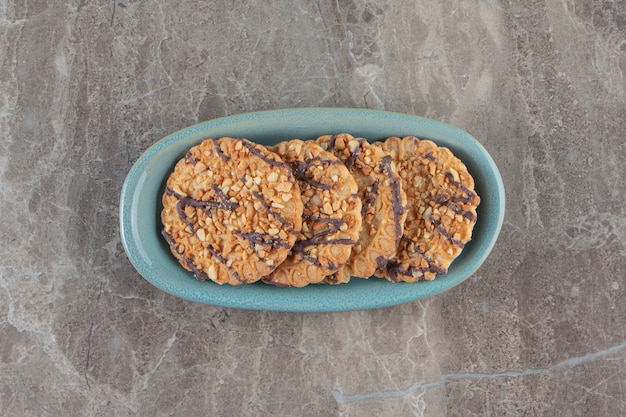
[120,108,505,312]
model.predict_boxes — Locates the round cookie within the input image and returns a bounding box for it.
[262,140,362,287]
[161,137,304,285]
[373,136,480,282]
[316,134,408,283]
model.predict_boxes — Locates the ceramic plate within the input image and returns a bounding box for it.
[120,108,505,312]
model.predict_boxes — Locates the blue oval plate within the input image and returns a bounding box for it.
[120,108,505,312]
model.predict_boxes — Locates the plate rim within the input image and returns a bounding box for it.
[120,107,505,312]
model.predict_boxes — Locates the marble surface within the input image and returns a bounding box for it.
[1,0,625,415]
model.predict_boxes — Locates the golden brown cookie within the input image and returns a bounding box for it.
[316,134,408,283]
[373,136,480,282]
[161,137,303,285]
[262,140,362,287]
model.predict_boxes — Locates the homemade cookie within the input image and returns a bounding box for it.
[262,140,362,287]
[161,137,303,285]
[316,134,408,284]
[373,136,480,282]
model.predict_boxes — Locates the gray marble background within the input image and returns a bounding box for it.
[2,0,625,415]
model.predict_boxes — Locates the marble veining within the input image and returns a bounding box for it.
[333,338,626,404]
[1,0,626,415]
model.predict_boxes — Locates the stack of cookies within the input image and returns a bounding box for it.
[161,134,480,287]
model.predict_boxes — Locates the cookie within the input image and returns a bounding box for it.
[161,137,304,285]
[316,134,408,283]
[262,140,362,287]
[373,136,480,282]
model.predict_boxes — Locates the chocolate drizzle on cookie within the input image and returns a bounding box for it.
[164,187,247,282]
[325,272,341,284]
[299,214,347,245]
[328,134,339,150]
[344,139,364,169]
[375,255,388,271]
[292,238,356,267]
[281,149,358,272]
[210,184,239,211]
[361,179,380,217]
[379,155,407,245]
[205,243,245,283]
[324,135,364,169]
[442,198,477,221]
[293,159,331,191]
[175,201,196,232]
[292,236,355,254]
[386,237,448,281]
[165,187,238,212]
[444,172,478,204]
[161,230,209,281]
[185,150,197,166]
[241,139,290,170]
[437,172,478,221]
[291,214,355,267]
[234,231,291,250]
[386,260,448,282]
[252,191,299,235]
[293,156,344,191]
[428,217,465,248]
